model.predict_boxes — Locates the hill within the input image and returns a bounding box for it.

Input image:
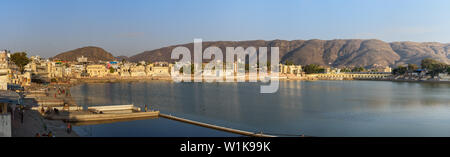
[52,46,116,62]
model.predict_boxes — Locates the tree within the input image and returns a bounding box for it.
[421,58,438,70]
[407,64,419,71]
[421,58,448,76]
[432,63,447,75]
[352,66,365,72]
[10,52,31,73]
[284,60,294,65]
[340,67,352,72]
[303,64,322,74]
[109,67,115,73]
[392,65,407,75]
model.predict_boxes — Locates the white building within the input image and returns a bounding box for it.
[0,50,11,90]
[77,56,88,63]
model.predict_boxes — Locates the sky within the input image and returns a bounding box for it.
[1,0,449,58]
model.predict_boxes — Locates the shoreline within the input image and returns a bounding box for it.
[73,76,173,84]
[64,75,450,84]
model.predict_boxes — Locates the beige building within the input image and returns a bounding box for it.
[152,66,170,76]
[130,65,146,77]
[0,50,31,88]
[70,64,85,78]
[25,57,51,81]
[54,64,65,78]
[145,63,154,76]
[150,62,171,77]
[119,64,131,77]
[46,62,56,79]
[13,72,31,87]
[280,64,303,75]
[145,62,171,77]
[383,66,392,73]
[86,64,108,77]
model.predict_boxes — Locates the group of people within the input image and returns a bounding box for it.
[35,131,53,137]
[40,106,60,115]
[47,86,71,98]
[144,104,151,112]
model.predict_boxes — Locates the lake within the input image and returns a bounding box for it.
[71,80,450,137]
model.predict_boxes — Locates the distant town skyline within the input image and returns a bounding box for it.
[1,0,450,58]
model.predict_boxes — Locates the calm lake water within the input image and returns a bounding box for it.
[71,80,450,137]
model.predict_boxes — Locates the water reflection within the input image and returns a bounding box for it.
[71,80,450,137]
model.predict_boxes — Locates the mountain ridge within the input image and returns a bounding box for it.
[53,39,450,68]
[127,39,450,68]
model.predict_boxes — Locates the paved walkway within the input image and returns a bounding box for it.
[11,109,78,137]
[2,88,78,137]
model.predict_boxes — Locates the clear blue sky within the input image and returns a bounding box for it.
[1,0,449,57]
